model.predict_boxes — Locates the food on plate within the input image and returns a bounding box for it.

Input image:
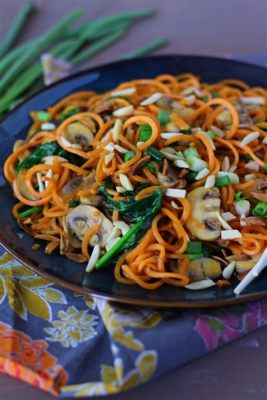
[4,73,267,289]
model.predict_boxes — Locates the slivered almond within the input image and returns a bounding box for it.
[140,92,162,106]
[112,119,122,142]
[205,175,215,188]
[240,131,259,147]
[105,152,115,165]
[165,188,186,198]
[185,279,215,290]
[113,105,133,117]
[86,244,100,272]
[119,174,134,191]
[222,261,236,279]
[221,229,241,240]
[216,212,232,230]
[111,87,136,97]
[195,168,209,180]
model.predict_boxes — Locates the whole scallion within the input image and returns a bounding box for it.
[0,2,36,58]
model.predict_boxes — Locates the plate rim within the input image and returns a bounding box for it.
[1,54,267,308]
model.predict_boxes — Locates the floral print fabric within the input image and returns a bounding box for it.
[0,248,267,398]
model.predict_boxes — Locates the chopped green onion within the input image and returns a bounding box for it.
[187,241,203,254]
[95,221,143,269]
[263,164,267,172]
[61,107,81,121]
[185,171,197,183]
[252,201,267,218]
[157,109,170,125]
[68,200,80,208]
[188,253,204,260]
[19,206,43,219]
[36,111,51,121]
[180,129,193,134]
[201,96,208,103]
[187,156,208,172]
[139,124,152,141]
[124,151,135,162]
[205,130,215,140]
[146,162,157,173]
[144,146,165,162]
[215,175,231,187]
[211,91,218,99]
[183,147,200,159]
[235,191,245,201]
[217,171,239,184]
[176,151,185,159]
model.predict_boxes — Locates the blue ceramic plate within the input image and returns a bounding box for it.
[1,55,266,308]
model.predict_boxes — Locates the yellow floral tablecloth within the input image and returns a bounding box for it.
[1,250,267,398]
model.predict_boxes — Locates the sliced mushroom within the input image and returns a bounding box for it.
[243,179,267,203]
[60,171,96,199]
[64,122,94,150]
[235,260,256,274]
[187,257,222,282]
[66,205,113,247]
[16,169,37,201]
[60,176,85,199]
[157,163,185,188]
[186,187,221,240]
[129,156,151,175]
[226,254,250,262]
[80,195,103,206]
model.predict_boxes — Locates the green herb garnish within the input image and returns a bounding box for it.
[68,200,80,208]
[252,201,267,218]
[235,191,245,201]
[16,141,82,173]
[215,175,231,187]
[187,241,203,254]
[19,206,43,219]
[36,111,51,121]
[185,171,197,183]
[139,124,152,141]
[124,151,135,162]
[157,109,170,125]
[144,146,165,162]
[61,106,81,121]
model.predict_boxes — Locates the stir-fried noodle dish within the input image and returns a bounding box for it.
[4,73,267,290]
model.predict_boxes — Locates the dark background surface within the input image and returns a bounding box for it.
[0,1,267,399]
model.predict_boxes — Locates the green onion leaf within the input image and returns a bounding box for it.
[68,200,80,208]
[36,111,51,121]
[139,124,152,141]
[211,91,218,99]
[95,221,143,269]
[188,253,204,260]
[252,201,267,218]
[61,106,81,121]
[157,109,170,125]
[187,241,203,254]
[144,146,165,162]
[235,191,245,201]
[19,206,43,219]
[205,130,215,140]
[215,175,231,187]
[263,164,267,172]
[183,147,200,159]
[124,151,135,162]
[185,171,197,183]
[187,156,208,172]
[146,162,157,173]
